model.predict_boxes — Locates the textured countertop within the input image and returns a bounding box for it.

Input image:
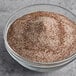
[0,0,76,76]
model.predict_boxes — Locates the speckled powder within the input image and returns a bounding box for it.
[7,11,76,63]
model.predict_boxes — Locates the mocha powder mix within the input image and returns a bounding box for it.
[7,11,76,63]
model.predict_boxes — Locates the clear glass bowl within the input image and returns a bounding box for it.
[4,4,76,72]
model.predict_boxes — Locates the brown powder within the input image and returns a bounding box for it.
[7,11,76,63]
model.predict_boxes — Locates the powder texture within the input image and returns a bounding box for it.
[7,11,76,63]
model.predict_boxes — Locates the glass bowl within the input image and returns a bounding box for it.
[4,4,76,72]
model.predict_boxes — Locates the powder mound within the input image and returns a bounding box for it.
[7,11,76,63]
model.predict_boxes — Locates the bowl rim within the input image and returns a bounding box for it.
[4,3,76,66]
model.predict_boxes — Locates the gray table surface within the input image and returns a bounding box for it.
[0,0,76,76]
